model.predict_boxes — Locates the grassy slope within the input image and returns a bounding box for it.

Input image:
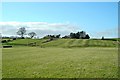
[2,39,46,47]
[2,47,118,78]
[3,38,118,48]
[2,39,118,78]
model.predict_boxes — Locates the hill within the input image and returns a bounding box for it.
[2,38,118,78]
[2,38,119,48]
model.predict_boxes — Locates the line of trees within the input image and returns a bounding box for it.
[62,31,90,39]
[43,34,61,39]
[17,27,37,39]
[16,27,90,39]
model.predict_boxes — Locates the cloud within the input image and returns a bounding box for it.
[0,21,81,38]
[95,27,118,38]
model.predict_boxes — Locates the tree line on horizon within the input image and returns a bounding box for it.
[2,27,90,39]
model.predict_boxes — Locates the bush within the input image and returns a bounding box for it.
[7,39,11,42]
[2,40,7,43]
[101,36,104,40]
[13,38,16,40]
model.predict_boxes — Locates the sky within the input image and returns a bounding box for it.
[1,0,119,2]
[0,2,118,38]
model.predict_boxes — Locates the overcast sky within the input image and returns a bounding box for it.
[0,2,118,38]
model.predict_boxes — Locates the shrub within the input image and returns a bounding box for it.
[7,39,11,42]
[2,40,7,43]
[13,38,17,40]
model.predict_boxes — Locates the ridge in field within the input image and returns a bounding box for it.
[2,38,119,48]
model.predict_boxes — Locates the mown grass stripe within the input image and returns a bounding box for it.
[70,39,80,47]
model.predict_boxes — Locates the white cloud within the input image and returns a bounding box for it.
[0,21,81,38]
[95,27,118,38]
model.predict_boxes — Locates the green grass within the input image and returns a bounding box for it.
[88,39,117,47]
[2,39,44,47]
[2,38,119,78]
[3,38,118,48]
[42,39,118,48]
[2,47,118,78]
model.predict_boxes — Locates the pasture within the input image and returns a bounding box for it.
[2,38,118,48]
[2,47,118,78]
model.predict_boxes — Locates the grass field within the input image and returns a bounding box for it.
[3,38,118,48]
[2,47,118,78]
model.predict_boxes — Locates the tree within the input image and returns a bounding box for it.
[56,34,61,38]
[79,31,86,39]
[43,34,61,39]
[17,27,26,39]
[28,32,37,38]
[85,34,90,39]
[69,31,87,39]
[76,32,80,39]
[102,36,104,40]
[62,35,70,38]
[70,33,76,38]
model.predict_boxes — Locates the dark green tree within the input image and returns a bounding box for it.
[28,32,37,38]
[85,34,90,39]
[17,27,26,39]
[70,33,76,38]
[56,34,61,38]
[102,36,104,40]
